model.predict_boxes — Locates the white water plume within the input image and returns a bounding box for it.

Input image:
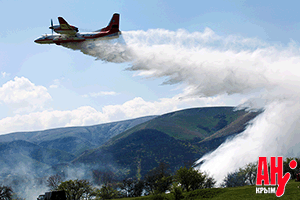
[63,28,300,183]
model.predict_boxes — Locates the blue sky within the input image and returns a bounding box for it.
[0,0,300,134]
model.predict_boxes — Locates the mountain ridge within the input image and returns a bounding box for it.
[0,115,157,156]
[0,107,261,183]
[73,107,260,179]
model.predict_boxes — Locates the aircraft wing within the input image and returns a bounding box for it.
[58,17,78,35]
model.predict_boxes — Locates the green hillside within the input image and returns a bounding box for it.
[74,107,260,179]
[107,107,256,145]
[0,106,261,189]
[111,181,300,200]
[73,129,202,178]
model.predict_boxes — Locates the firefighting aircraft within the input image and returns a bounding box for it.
[34,13,121,45]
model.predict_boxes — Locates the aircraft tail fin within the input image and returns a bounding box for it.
[98,13,120,32]
[58,17,72,30]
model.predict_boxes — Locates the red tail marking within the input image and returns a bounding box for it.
[58,17,68,25]
[101,13,119,32]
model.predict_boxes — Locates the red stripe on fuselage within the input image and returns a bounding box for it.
[35,30,120,45]
[80,29,119,39]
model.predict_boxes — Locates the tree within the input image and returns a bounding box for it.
[132,179,144,197]
[92,170,116,186]
[120,178,144,197]
[96,185,119,200]
[57,179,95,200]
[189,170,206,191]
[171,183,184,200]
[0,185,13,200]
[175,167,210,192]
[203,176,216,189]
[155,176,173,194]
[175,167,190,192]
[175,167,215,192]
[240,162,257,185]
[144,173,157,195]
[143,162,173,195]
[120,178,135,197]
[222,162,257,187]
[47,174,63,191]
[222,171,246,187]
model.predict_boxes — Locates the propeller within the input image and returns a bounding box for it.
[49,19,54,35]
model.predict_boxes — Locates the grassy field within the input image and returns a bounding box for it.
[112,180,300,200]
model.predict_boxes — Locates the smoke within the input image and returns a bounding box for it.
[62,28,300,184]
[0,158,107,199]
[1,161,49,200]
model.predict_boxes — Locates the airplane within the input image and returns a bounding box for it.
[34,13,121,45]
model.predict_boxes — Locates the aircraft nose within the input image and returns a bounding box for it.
[34,39,41,44]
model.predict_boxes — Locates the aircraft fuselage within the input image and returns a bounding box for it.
[35,13,121,45]
[34,30,121,45]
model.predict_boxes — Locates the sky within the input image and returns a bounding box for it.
[1,0,300,135]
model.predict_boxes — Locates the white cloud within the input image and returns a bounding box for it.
[102,95,221,119]
[0,77,52,113]
[49,79,61,89]
[0,106,105,134]
[0,94,224,135]
[49,84,58,89]
[82,91,119,98]
[1,71,10,78]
